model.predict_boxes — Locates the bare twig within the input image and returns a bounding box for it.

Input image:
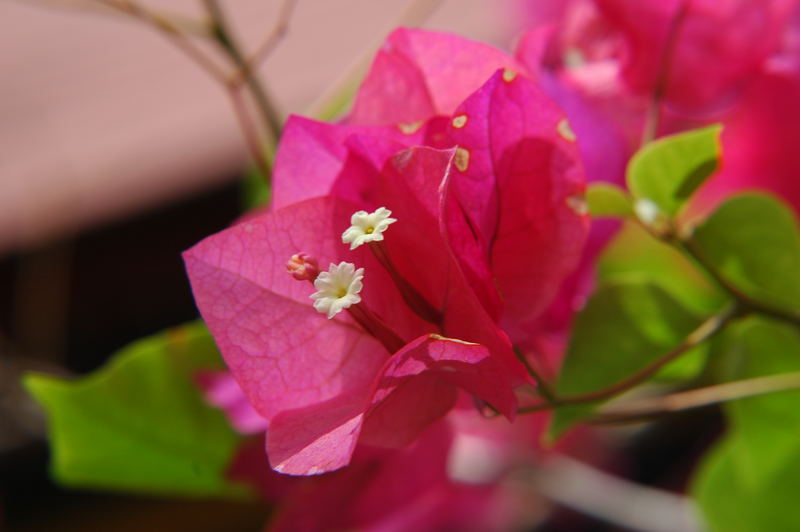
[89,0,229,84]
[19,0,210,34]
[678,237,800,327]
[640,0,690,146]
[592,372,800,424]
[203,0,283,161]
[518,304,740,414]
[229,0,298,86]
[227,86,271,178]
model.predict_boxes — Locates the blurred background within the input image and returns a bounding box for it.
[0,1,724,530]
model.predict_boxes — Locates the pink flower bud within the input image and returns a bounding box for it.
[286,253,319,281]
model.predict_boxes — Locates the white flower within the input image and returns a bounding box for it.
[310,262,364,319]
[341,207,397,250]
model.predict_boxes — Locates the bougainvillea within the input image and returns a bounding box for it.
[518,0,800,213]
[184,31,590,474]
[25,3,800,531]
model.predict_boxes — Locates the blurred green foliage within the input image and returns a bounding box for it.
[586,183,633,218]
[691,193,800,315]
[693,318,800,531]
[24,322,248,498]
[549,280,702,439]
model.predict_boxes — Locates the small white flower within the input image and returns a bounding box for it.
[341,207,397,250]
[310,262,364,319]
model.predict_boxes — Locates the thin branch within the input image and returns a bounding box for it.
[227,86,272,178]
[34,0,276,177]
[633,214,800,327]
[518,304,740,414]
[203,0,283,150]
[678,237,800,326]
[591,372,800,424]
[639,0,689,147]
[89,0,229,84]
[229,0,298,86]
[19,0,210,35]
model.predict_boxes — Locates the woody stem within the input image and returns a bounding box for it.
[518,303,739,414]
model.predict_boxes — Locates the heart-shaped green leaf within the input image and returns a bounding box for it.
[24,321,247,498]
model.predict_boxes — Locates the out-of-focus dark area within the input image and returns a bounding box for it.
[0,178,258,530]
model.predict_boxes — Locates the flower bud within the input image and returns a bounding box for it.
[287,253,320,281]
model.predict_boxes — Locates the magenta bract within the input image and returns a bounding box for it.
[184,29,589,476]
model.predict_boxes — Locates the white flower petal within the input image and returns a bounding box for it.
[341,207,397,250]
[310,262,365,319]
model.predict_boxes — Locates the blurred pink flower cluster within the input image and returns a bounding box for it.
[183,0,800,527]
[524,0,800,214]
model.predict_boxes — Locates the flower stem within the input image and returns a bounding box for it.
[639,0,689,147]
[633,214,800,327]
[231,0,298,85]
[518,304,740,414]
[348,305,406,354]
[677,236,800,326]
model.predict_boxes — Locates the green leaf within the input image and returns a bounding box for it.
[599,221,725,315]
[693,437,800,532]
[549,281,703,439]
[719,318,800,488]
[691,193,800,315]
[24,321,248,498]
[652,342,709,383]
[693,318,800,531]
[627,124,722,215]
[586,183,633,218]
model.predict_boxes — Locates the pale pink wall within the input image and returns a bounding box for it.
[0,0,519,253]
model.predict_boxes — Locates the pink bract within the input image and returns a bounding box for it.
[195,370,267,435]
[185,187,521,474]
[229,414,554,532]
[185,29,590,476]
[445,69,588,346]
[693,73,800,215]
[347,28,526,126]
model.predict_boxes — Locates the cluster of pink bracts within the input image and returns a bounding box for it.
[185,0,800,529]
